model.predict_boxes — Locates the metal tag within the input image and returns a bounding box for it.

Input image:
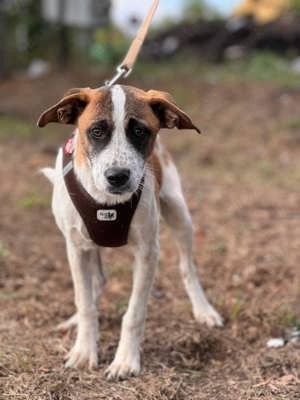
[97,210,117,222]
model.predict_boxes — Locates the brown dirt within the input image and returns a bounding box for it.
[1,72,300,399]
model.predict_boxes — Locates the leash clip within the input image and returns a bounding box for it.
[105,65,132,87]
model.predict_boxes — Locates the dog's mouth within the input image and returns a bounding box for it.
[106,183,132,195]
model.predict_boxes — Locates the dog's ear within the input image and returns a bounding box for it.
[147,90,201,133]
[37,88,91,127]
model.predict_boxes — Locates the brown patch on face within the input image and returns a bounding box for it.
[75,87,113,167]
[123,86,160,130]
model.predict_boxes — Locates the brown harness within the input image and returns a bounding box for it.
[62,140,144,248]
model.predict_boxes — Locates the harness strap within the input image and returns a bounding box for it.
[62,145,144,248]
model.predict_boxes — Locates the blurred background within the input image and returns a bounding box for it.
[1,1,300,399]
[1,0,300,117]
[1,0,300,80]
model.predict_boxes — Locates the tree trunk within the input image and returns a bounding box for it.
[0,0,7,79]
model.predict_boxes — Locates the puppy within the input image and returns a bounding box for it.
[38,85,223,380]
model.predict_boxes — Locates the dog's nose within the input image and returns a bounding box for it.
[105,168,131,188]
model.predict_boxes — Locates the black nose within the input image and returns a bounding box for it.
[105,168,131,188]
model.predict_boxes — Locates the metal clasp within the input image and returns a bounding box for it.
[105,65,132,87]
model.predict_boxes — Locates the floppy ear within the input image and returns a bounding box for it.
[37,88,91,127]
[147,90,201,133]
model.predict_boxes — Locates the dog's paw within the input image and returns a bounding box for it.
[105,350,141,381]
[56,313,78,332]
[65,335,98,370]
[194,304,224,328]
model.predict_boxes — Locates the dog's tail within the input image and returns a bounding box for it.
[40,167,55,184]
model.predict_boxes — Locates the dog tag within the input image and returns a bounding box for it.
[97,210,117,222]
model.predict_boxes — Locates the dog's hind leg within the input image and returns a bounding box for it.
[160,160,223,327]
[56,250,105,332]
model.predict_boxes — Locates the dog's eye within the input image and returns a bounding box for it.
[134,126,146,137]
[90,127,106,140]
[127,119,150,145]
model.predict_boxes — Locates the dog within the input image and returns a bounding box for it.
[38,84,223,380]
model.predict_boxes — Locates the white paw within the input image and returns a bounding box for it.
[65,336,98,370]
[65,316,99,370]
[56,313,78,332]
[105,350,141,381]
[194,304,224,328]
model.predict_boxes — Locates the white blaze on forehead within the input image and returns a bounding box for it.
[111,85,126,133]
[109,84,131,165]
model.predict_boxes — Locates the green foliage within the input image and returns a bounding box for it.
[290,0,300,11]
[6,0,55,66]
[211,237,227,255]
[201,51,300,87]
[282,116,300,130]
[136,51,300,88]
[18,192,50,209]
[90,27,129,66]
[0,116,32,139]
[0,242,9,259]
[183,0,219,20]
[0,115,64,141]
[258,161,274,179]
[115,299,128,316]
[238,52,291,81]
[231,298,244,320]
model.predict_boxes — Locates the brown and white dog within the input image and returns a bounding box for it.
[38,84,223,381]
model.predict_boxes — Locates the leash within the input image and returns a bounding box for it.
[105,0,159,87]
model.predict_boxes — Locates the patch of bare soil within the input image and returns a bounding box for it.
[1,75,300,399]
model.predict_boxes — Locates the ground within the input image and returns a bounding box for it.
[1,64,300,399]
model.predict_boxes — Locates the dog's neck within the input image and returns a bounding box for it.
[72,129,142,206]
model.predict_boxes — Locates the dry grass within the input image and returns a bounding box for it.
[1,71,300,399]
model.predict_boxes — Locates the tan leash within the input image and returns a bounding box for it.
[105,0,159,87]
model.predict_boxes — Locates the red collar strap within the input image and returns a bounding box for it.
[62,139,144,248]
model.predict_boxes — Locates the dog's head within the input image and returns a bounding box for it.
[38,85,200,197]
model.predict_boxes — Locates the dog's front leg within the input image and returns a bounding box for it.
[64,238,100,370]
[56,250,105,332]
[106,229,159,380]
